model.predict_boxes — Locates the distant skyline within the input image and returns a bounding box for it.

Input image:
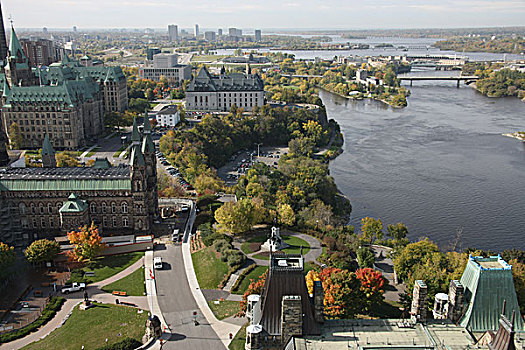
[3,0,525,30]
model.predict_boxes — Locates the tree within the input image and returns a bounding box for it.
[128,98,150,113]
[24,239,61,265]
[355,268,386,311]
[387,222,408,240]
[193,173,223,195]
[238,269,267,317]
[383,68,397,87]
[56,151,80,167]
[510,259,525,312]
[277,203,296,227]
[393,239,441,283]
[305,270,321,295]
[319,267,364,318]
[356,246,375,268]
[8,122,23,149]
[0,242,16,283]
[67,223,106,263]
[214,198,264,235]
[360,217,383,243]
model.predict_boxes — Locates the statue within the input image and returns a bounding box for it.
[261,227,289,252]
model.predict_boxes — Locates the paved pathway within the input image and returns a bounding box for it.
[0,257,149,350]
[80,144,98,158]
[235,231,323,266]
[370,245,406,302]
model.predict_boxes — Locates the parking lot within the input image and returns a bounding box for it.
[217,146,289,185]
[156,150,193,192]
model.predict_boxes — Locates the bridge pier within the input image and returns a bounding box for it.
[410,80,413,87]
[457,80,460,88]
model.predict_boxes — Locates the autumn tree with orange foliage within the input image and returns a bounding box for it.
[237,270,268,317]
[67,223,106,263]
[319,267,363,318]
[355,267,386,311]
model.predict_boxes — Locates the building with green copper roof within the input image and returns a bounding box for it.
[459,255,524,333]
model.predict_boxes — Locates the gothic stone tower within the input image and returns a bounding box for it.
[130,118,149,232]
[141,111,158,222]
[4,26,38,87]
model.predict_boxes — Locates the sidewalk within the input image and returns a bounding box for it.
[0,258,149,350]
[182,241,241,349]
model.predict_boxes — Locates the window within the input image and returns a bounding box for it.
[121,202,128,214]
[22,218,28,228]
[111,202,116,214]
[41,217,46,228]
[19,203,26,215]
[32,218,37,228]
[102,202,107,214]
[103,216,108,227]
[123,217,129,227]
[90,202,97,213]
[49,218,54,228]
[31,203,35,214]
[112,217,117,227]
[48,203,53,214]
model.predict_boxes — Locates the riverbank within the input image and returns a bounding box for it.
[319,86,406,109]
[503,132,525,141]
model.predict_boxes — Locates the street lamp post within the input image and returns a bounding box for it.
[255,143,263,158]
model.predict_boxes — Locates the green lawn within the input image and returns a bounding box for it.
[22,303,148,350]
[85,146,100,157]
[207,300,239,320]
[191,54,228,62]
[192,247,229,289]
[229,322,248,350]
[101,266,145,296]
[240,235,267,255]
[232,266,268,295]
[251,235,310,260]
[73,252,144,284]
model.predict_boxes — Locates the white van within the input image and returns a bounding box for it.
[153,257,163,269]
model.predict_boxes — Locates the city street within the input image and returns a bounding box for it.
[154,245,224,350]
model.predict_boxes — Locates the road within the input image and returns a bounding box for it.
[154,245,224,350]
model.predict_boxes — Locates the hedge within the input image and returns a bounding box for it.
[95,337,142,350]
[0,296,65,344]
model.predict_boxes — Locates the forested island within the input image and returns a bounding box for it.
[463,62,525,100]
[433,36,524,54]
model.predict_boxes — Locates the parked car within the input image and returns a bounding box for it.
[61,282,86,294]
[154,257,163,269]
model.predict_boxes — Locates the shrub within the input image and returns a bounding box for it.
[95,337,142,350]
[213,239,229,253]
[0,296,65,343]
[227,251,245,268]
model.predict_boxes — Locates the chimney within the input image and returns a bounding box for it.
[411,280,428,322]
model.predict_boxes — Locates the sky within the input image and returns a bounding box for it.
[3,0,525,30]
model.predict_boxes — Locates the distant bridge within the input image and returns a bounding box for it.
[398,75,479,87]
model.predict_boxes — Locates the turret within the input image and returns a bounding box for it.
[5,26,37,87]
[129,117,148,232]
[41,135,56,168]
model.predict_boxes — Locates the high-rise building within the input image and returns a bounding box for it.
[255,29,262,42]
[194,24,199,37]
[168,24,178,42]
[146,47,161,61]
[72,26,77,33]
[228,28,242,37]
[20,38,59,67]
[218,28,223,36]
[43,27,48,35]
[204,31,216,42]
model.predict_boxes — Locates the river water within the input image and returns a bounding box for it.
[322,84,525,251]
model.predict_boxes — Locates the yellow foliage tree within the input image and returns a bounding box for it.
[67,223,106,263]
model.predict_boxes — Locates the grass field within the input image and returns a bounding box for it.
[252,235,310,260]
[22,303,148,350]
[73,252,144,284]
[240,235,267,255]
[192,246,229,289]
[101,266,145,296]
[207,300,239,320]
[229,323,248,350]
[232,265,268,295]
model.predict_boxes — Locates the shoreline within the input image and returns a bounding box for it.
[318,86,405,109]
[503,132,525,142]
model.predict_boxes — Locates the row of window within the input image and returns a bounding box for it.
[22,216,131,229]
[17,201,134,215]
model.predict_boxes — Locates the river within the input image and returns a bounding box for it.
[321,83,525,251]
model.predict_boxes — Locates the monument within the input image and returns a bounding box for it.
[261,227,289,252]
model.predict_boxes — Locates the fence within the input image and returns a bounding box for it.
[0,291,59,334]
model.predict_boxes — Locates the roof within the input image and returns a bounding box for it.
[0,166,131,191]
[59,193,88,213]
[459,256,524,332]
[42,135,55,156]
[187,66,264,93]
[8,26,26,62]
[256,253,320,336]
[93,158,111,169]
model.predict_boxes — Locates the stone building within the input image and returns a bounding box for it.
[0,118,158,248]
[185,66,265,112]
[0,26,128,150]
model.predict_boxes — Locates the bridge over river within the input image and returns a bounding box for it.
[398,75,479,87]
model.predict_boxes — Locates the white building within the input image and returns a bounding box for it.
[139,53,191,84]
[186,66,265,112]
[150,104,180,128]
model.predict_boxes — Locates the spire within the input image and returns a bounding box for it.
[2,77,10,97]
[142,113,155,154]
[143,109,151,133]
[8,26,25,61]
[131,117,140,145]
[0,1,8,63]
[41,134,55,156]
[220,65,226,75]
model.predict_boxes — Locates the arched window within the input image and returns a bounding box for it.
[112,217,117,227]
[102,202,107,214]
[30,203,35,214]
[47,203,53,214]
[121,202,128,214]
[39,203,44,214]
[122,217,129,227]
[19,203,26,215]
[90,202,97,213]
[111,202,116,214]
